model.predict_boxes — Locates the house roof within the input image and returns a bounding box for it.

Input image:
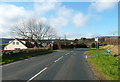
[7,38,36,48]
[16,39,36,48]
[18,39,35,42]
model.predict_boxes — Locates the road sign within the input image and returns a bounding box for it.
[95,37,98,42]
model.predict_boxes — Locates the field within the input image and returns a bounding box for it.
[86,48,119,80]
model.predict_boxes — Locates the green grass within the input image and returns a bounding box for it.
[86,48,119,80]
[1,50,54,65]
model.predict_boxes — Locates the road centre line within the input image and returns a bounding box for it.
[54,56,63,63]
[27,67,47,82]
[27,55,64,81]
[65,53,69,55]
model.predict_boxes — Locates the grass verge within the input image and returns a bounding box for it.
[1,50,54,65]
[86,48,119,80]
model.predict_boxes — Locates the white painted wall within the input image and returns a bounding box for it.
[21,41,26,44]
[4,39,27,50]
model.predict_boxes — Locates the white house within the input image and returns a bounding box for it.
[4,39,36,50]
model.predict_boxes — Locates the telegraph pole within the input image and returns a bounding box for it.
[64,34,66,40]
[64,34,67,48]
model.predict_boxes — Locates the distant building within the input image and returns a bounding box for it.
[4,39,36,50]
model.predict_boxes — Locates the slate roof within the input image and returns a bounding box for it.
[7,38,36,48]
[16,39,36,48]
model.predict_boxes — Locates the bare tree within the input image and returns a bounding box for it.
[13,19,57,47]
[47,27,57,40]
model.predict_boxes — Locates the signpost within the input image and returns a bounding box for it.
[95,37,98,42]
[95,37,99,56]
[95,37,99,48]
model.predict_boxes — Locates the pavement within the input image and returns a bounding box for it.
[2,48,96,81]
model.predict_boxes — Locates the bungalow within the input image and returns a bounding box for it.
[4,39,36,50]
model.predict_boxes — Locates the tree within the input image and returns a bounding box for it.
[47,27,57,40]
[74,39,79,43]
[13,19,57,47]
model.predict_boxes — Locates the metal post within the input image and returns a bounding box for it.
[95,37,98,56]
[97,39,98,56]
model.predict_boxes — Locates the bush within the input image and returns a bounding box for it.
[75,43,87,48]
[75,44,81,48]
[61,44,66,49]
[68,44,74,48]
[53,44,59,50]
[80,43,87,48]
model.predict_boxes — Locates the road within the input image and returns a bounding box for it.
[2,48,96,81]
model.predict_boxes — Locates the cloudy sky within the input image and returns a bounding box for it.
[0,0,118,39]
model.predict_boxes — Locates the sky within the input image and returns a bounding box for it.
[0,0,118,39]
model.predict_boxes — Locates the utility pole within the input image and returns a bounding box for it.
[64,34,67,48]
[64,34,66,40]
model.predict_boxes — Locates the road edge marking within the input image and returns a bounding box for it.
[27,67,47,82]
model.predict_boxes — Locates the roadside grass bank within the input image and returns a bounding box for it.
[102,45,118,56]
[1,49,55,65]
[86,48,119,80]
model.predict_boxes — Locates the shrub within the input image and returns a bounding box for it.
[75,44,81,48]
[80,43,87,48]
[53,44,59,50]
[68,44,74,48]
[61,44,66,49]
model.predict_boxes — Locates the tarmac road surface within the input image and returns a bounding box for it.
[2,48,96,81]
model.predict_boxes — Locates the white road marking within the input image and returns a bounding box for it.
[27,67,47,82]
[65,53,69,55]
[54,56,63,63]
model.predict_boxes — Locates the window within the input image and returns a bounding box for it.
[16,42,19,45]
[13,42,15,45]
